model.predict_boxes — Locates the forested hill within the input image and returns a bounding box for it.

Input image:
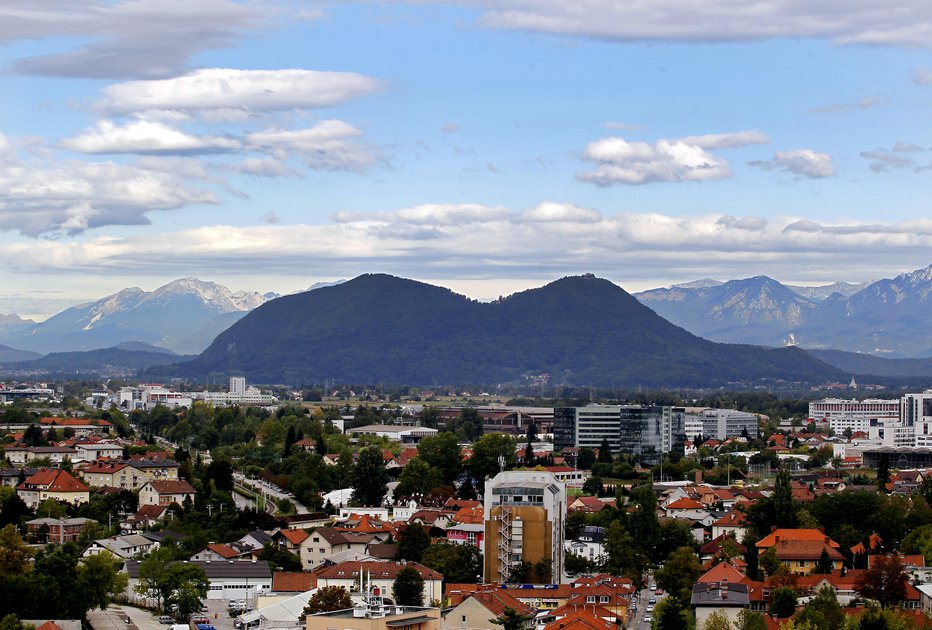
[149,273,845,387]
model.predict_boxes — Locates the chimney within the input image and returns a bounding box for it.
[695,469,702,484]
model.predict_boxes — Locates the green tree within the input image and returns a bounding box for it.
[795,585,844,630]
[257,544,302,571]
[770,587,797,618]
[134,546,208,611]
[417,432,462,486]
[392,566,424,606]
[655,546,702,600]
[78,552,128,611]
[395,458,444,498]
[523,421,537,465]
[0,615,35,630]
[489,607,532,630]
[813,548,833,575]
[597,437,613,463]
[734,610,767,630]
[421,542,483,583]
[702,610,734,630]
[302,585,353,617]
[35,498,67,519]
[576,448,596,471]
[0,524,32,574]
[653,596,690,630]
[773,467,798,529]
[854,554,908,608]
[397,523,431,563]
[759,546,780,578]
[352,446,389,507]
[419,407,441,430]
[603,520,637,580]
[468,433,516,489]
[581,476,603,496]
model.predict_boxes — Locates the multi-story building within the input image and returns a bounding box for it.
[904,391,932,447]
[808,398,900,434]
[697,409,759,440]
[483,470,566,584]
[554,405,685,462]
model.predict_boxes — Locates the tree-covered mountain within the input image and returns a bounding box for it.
[149,273,844,387]
[0,344,41,363]
[0,344,194,376]
[807,349,932,378]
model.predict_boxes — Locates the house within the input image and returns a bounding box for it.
[17,469,90,508]
[711,510,748,541]
[73,443,124,462]
[662,497,711,522]
[691,582,750,628]
[315,561,444,605]
[568,496,609,513]
[81,461,146,489]
[0,467,35,487]
[565,526,606,565]
[128,458,180,482]
[494,584,575,611]
[84,534,160,559]
[271,528,310,553]
[238,530,274,551]
[138,479,196,506]
[756,528,845,576]
[26,517,97,543]
[270,571,317,594]
[445,523,484,549]
[39,417,113,437]
[542,609,616,630]
[190,542,253,561]
[442,589,536,630]
[120,504,169,532]
[124,558,272,601]
[299,527,355,569]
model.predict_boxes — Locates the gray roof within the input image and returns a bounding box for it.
[691,582,749,607]
[124,559,272,579]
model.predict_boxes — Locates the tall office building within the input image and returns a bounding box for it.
[554,405,685,463]
[483,471,566,584]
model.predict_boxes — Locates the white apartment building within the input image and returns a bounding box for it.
[118,377,276,410]
[809,398,900,434]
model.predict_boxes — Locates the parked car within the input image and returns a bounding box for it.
[158,617,174,625]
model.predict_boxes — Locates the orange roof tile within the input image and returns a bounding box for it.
[272,571,317,592]
[757,529,840,549]
[698,562,747,584]
[469,589,536,617]
[665,497,705,510]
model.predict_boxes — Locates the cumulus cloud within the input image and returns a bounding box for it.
[469,1,932,47]
[861,141,929,173]
[809,96,880,114]
[5,0,270,79]
[577,131,768,186]
[749,149,836,179]
[98,68,382,117]
[245,121,379,172]
[915,68,932,84]
[61,120,241,154]
[0,133,216,236]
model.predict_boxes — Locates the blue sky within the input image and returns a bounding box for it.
[3,1,932,319]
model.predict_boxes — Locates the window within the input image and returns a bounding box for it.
[586,596,595,603]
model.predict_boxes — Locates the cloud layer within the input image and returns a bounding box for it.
[471,1,932,47]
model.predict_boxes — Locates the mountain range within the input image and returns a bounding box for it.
[635,265,932,358]
[146,273,845,387]
[0,278,278,355]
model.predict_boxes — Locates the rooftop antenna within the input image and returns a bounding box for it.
[497,454,506,474]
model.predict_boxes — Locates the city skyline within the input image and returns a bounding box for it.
[3,1,932,319]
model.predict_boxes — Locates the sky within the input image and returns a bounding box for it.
[3,1,932,320]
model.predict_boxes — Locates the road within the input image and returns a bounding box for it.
[233,472,309,515]
[628,572,664,630]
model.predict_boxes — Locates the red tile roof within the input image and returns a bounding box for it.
[698,562,747,584]
[207,543,241,559]
[665,497,705,510]
[316,561,442,581]
[544,609,615,630]
[757,529,840,549]
[469,589,537,617]
[147,480,196,495]
[278,528,310,545]
[272,571,317,592]
[18,469,89,492]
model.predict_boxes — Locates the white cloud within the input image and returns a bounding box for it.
[521,202,601,223]
[61,120,241,154]
[469,1,932,47]
[749,149,836,179]
[0,133,216,236]
[861,141,929,173]
[5,0,270,79]
[245,121,379,172]
[809,96,881,114]
[441,123,460,133]
[577,131,767,186]
[915,67,932,84]
[98,68,382,116]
